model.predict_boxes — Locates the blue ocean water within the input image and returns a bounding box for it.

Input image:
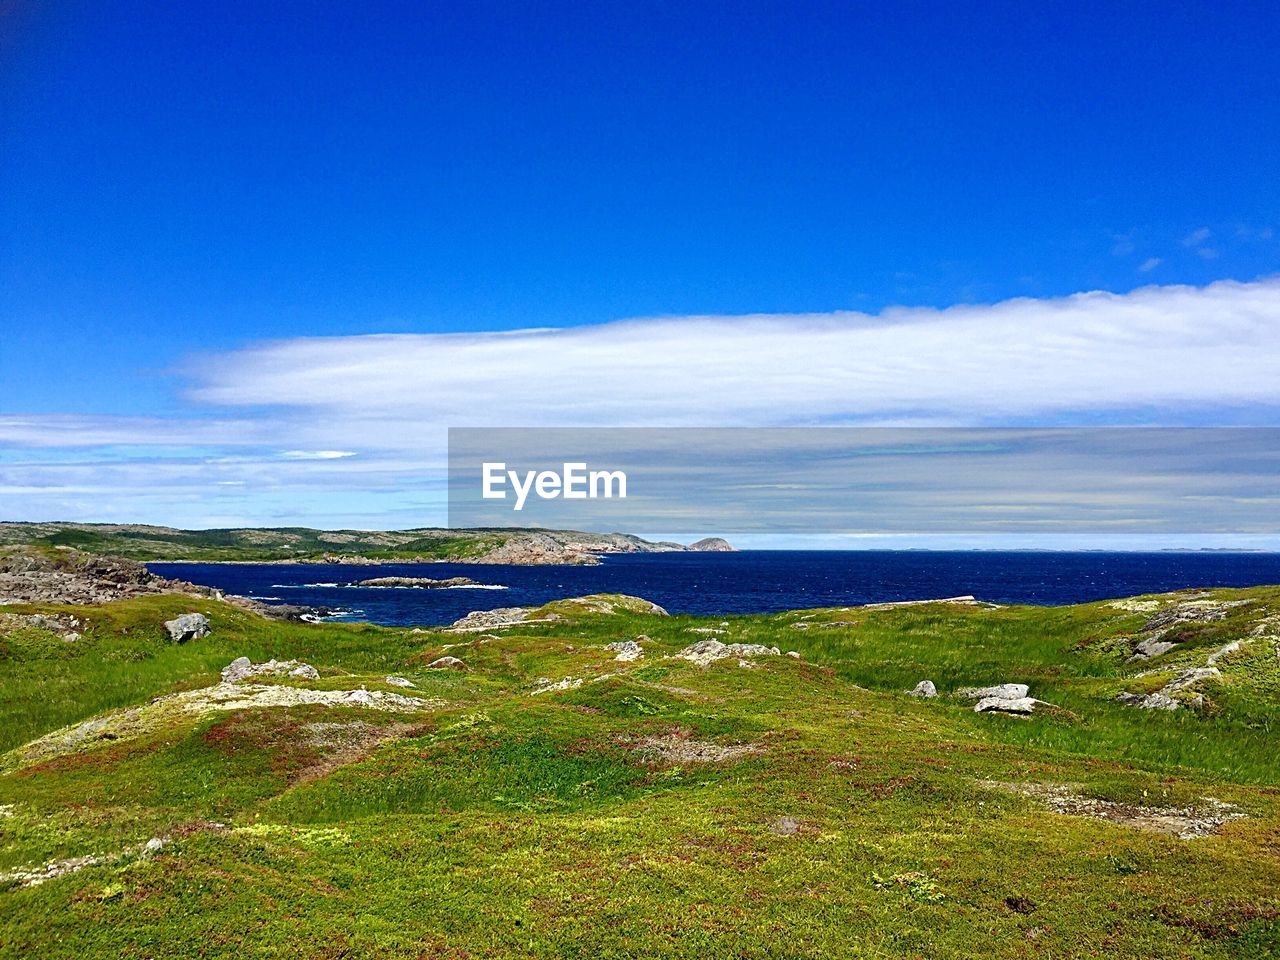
[148,551,1280,628]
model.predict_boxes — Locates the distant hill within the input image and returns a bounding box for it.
[0,522,733,565]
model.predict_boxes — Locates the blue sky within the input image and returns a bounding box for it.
[1,1,1279,535]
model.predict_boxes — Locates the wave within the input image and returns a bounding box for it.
[299,608,364,623]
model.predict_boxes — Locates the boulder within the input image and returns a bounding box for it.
[908,680,938,698]
[427,655,468,670]
[960,683,1028,701]
[974,696,1039,714]
[384,675,416,687]
[164,613,210,643]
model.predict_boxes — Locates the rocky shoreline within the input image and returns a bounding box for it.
[0,547,330,622]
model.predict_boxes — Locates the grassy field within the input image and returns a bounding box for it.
[1,586,1278,957]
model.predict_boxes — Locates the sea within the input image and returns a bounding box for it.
[148,550,1280,628]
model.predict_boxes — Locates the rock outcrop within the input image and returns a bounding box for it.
[0,612,83,642]
[908,680,938,698]
[1117,667,1221,711]
[448,594,668,630]
[427,655,468,670]
[448,607,534,630]
[605,639,644,662]
[674,639,781,667]
[221,657,319,682]
[0,547,215,606]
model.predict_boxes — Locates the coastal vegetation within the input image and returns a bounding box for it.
[1,556,1278,957]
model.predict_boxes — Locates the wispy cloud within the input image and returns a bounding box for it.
[1183,227,1212,246]
[280,450,358,460]
[1235,225,1275,242]
[1138,257,1162,272]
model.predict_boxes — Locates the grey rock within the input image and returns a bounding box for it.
[164,612,210,643]
[449,607,531,630]
[960,683,1029,701]
[221,657,319,683]
[974,696,1039,714]
[1117,666,1220,710]
[384,675,416,687]
[427,655,468,670]
[354,576,484,588]
[0,546,218,607]
[674,640,781,667]
[605,639,644,662]
[908,680,938,698]
[221,656,254,681]
[1131,636,1177,659]
[1140,599,1251,633]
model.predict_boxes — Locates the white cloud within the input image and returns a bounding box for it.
[187,277,1280,433]
[5,277,1280,527]
[1183,227,1212,246]
[1138,257,1162,272]
[280,450,357,460]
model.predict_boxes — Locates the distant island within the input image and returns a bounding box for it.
[0,522,734,566]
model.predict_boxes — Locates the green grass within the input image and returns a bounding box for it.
[1,585,1279,957]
